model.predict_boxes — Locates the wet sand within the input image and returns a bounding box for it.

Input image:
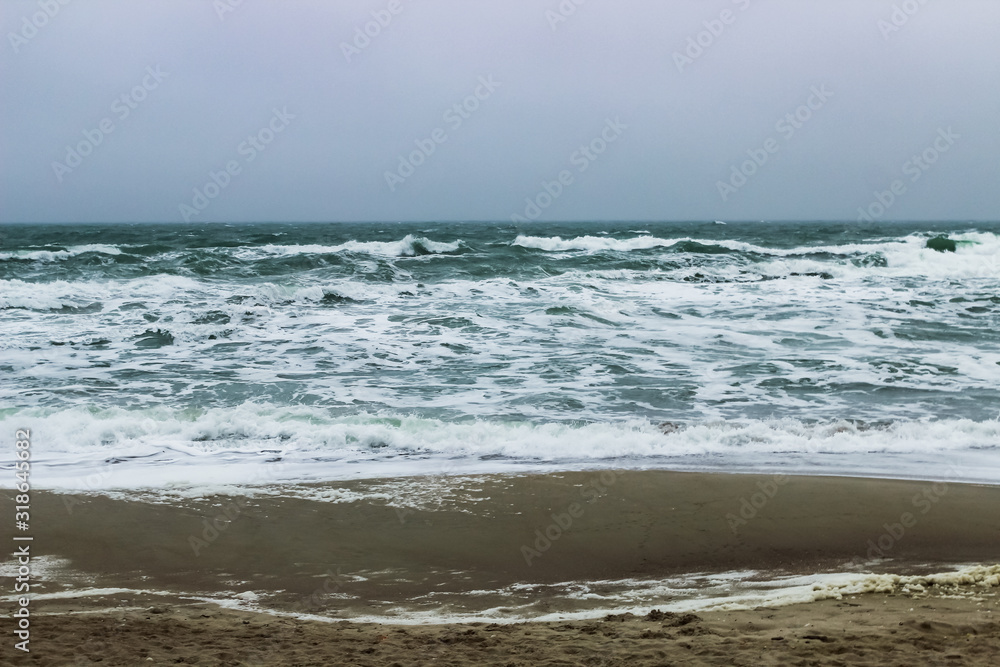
[3,470,1000,664]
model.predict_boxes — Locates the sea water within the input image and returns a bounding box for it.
[1,220,998,490]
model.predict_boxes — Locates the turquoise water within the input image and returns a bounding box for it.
[2,221,999,486]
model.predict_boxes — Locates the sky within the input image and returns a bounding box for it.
[1,0,999,223]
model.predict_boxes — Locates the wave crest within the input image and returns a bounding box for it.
[5,406,999,489]
[252,235,463,258]
[0,244,123,262]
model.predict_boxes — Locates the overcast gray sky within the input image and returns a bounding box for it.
[2,0,998,223]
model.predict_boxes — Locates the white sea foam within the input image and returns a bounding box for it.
[0,244,122,262]
[246,235,463,258]
[0,278,86,310]
[4,560,994,625]
[513,232,1000,280]
[203,564,1000,625]
[514,234,688,252]
[0,275,210,312]
[3,405,999,490]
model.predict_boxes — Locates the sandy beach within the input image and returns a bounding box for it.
[2,470,999,664]
[11,588,999,666]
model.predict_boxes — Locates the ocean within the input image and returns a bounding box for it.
[2,220,999,492]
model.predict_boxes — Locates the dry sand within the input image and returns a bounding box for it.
[10,589,1000,666]
[2,470,999,664]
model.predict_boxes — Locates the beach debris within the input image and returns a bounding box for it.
[642,609,702,626]
[603,612,635,622]
[437,629,487,644]
[663,612,701,628]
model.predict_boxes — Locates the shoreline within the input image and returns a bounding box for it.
[4,469,999,663]
[31,455,1000,494]
[10,470,1000,607]
[9,575,1000,665]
